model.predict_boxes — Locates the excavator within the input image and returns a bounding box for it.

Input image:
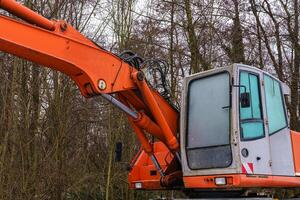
[0,0,300,198]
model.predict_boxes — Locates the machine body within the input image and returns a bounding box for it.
[1,0,300,197]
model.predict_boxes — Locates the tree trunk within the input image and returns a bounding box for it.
[184,0,210,73]
[231,0,245,63]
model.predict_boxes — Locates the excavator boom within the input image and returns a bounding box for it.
[0,0,182,189]
[0,3,134,97]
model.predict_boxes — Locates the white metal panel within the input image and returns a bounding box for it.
[180,66,239,176]
[268,128,294,175]
[262,71,294,176]
[236,64,272,175]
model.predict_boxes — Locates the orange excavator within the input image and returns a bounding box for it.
[1,0,300,198]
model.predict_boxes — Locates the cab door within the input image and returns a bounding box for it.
[237,67,272,175]
[263,74,294,176]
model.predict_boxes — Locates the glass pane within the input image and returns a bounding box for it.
[187,72,230,148]
[241,122,264,140]
[240,72,252,119]
[239,72,264,140]
[186,72,232,169]
[240,72,262,120]
[264,75,287,134]
[249,75,261,118]
[187,145,232,169]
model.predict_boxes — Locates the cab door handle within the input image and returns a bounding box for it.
[222,105,230,109]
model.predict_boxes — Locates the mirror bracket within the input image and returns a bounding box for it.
[233,85,251,108]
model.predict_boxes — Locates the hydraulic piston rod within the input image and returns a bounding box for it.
[102,93,166,177]
[151,155,165,177]
[0,0,55,31]
[101,93,138,119]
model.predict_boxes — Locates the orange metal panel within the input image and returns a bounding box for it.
[0,14,137,96]
[128,120,153,154]
[151,89,178,134]
[128,142,176,190]
[120,89,179,147]
[132,72,179,152]
[183,174,300,189]
[0,0,181,178]
[291,131,300,175]
[133,112,165,143]
[121,90,148,111]
[0,11,180,152]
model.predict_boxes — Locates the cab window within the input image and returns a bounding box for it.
[264,75,287,134]
[186,72,232,169]
[240,72,264,140]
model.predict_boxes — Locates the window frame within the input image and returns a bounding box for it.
[185,71,232,170]
[263,74,288,136]
[239,70,265,141]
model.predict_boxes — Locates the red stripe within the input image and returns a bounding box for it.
[248,163,254,173]
[242,164,247,173]
[242,163,254,174]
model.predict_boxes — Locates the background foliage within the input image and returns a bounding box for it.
[0,0,299,199]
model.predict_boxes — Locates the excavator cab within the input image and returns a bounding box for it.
[129,64,300,196]
[180,64,300,194]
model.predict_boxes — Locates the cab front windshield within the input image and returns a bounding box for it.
[186,72,232,169]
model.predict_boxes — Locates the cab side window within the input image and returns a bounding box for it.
[240,72,264,140]
[264,75,287,134]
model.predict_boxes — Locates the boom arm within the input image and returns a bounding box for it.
[0,0,181,181]
[0,0,135,97]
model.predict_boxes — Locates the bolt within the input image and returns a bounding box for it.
[98,79,107,90]
[137,71,144,81]
[60,23,67,32]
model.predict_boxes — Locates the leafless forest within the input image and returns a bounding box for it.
[0,0,299,199]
